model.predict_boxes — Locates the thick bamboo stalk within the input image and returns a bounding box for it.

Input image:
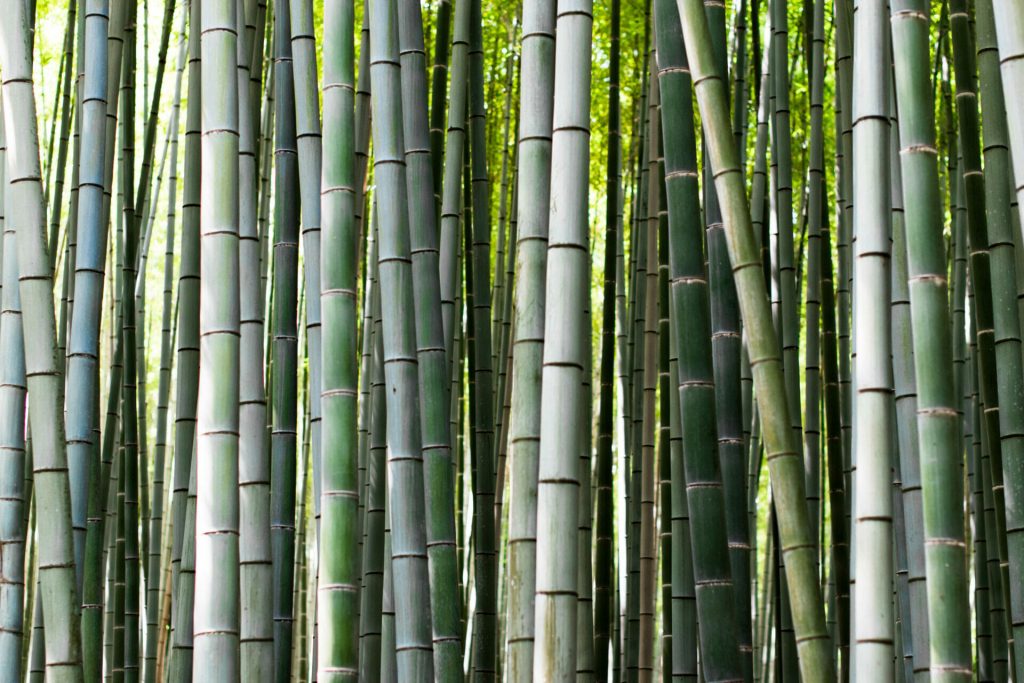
[394,0,464,674]
[0,103,29,682]
[850,0,894,676]
[656,1,745,678]
[889,0,973,678]
[502,0,555,673]
[318,0,361,676]
[367,0,437,674]
[531,0,592,675]
[0,3,84,680]
[192,1,241,678]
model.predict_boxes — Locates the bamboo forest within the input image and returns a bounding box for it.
[6,0,1024,679]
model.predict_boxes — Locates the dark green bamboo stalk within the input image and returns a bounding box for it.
[270,4,301,680]
[975,2,1024,674]
[118,9,142,680]
[703,0,753,668]
[949,2,1018,677]
[593,0,620,669]
[438,0,469,366]
[46,0,77,279]
[132,0,176,223]
[656,1,745,678]
[428,0,450,214]
[466,0,498,668]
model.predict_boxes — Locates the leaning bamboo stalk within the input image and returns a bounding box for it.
[674,0,834,676]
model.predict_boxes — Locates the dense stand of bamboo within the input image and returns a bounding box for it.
[3,0,1024,680]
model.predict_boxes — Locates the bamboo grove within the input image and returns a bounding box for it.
[3,0,1024,680]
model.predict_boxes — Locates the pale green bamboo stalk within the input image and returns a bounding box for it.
[317,0,361,675]
[502,0,556,662]
[531,0,592,675]
[850,0,894,676]
[0,102,29,682]
[167,447,197,683]
[192,1,241,678]
[68,0,122,620]
[0,4,83,680]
